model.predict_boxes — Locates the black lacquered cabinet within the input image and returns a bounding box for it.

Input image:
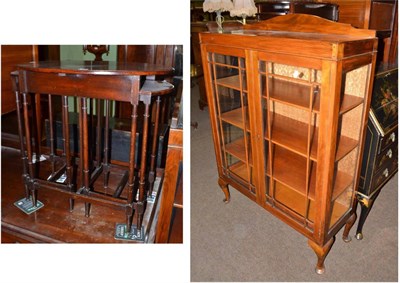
[356,65,398,240]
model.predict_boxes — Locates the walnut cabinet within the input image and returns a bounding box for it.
[199,14,377,274]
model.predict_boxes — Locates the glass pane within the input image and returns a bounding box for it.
[260,59,321,229]
[329,64,371,228]
[209,51,253,192]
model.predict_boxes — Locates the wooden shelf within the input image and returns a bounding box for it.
[216,74,247,92]
[229,161,255,184]
[266,77,319,111]
[225,137,253,165]
[274,181,349,225]
[339,95,364,114]
[220,107,249,130]
[265,113,358,162]
[140,80,174,96]
[269,146,353,201]
[263,77,364,114]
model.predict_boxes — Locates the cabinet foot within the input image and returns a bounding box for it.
[342,213,356,243]
[218,178,230,203]
[308,237,335,275]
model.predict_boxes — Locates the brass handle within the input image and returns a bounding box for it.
[386,149,393,159]
[390,132,396,142]
[383,168,389,178]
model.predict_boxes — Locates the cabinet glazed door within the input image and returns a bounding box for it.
[204,46,258,198]
[256,52,323,233]
[255,50,375,237]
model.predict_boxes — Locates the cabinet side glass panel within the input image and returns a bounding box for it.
[208,52,255,193]
[329,64,371,229]
[260,60,321,231]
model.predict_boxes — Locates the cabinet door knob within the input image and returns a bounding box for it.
[386,149,393,159]
[390,132,396,142]
[293,70,304,79]
[383,168,389,178]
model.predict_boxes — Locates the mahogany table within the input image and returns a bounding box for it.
[9,60,174,241]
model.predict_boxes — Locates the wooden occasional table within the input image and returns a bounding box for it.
[5,60,174,242]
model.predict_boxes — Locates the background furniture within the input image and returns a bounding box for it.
[1,45,38,115]
[356,65,398,239]
[330,0,398,64]
[200,14,377,273]
[256,1,338,21]
[290,2,338,21]
[155,83,183,243]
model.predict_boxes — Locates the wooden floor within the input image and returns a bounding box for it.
[1,146,182,243]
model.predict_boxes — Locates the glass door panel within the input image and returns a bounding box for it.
[208,52,254,193]
[329,64,371,229]
[260,60,321,230]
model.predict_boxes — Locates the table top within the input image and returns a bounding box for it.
[17,60,174,76]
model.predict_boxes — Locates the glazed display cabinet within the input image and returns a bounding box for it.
[200,14,377,274]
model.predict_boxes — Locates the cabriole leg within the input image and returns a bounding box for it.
[342,212,356,243]
[356,191,380,240]
[308,237,335,275]
[218,177,230,203]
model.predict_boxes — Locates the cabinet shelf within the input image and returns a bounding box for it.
[263,77,364,114]
[229,160,255,184]
[269,146,353,201]
[274,182,349,225]
[266,77,319,112]
[225,137,253,165]
[265,113,358,162]
[220,107,249,130]
[215,75,247,92]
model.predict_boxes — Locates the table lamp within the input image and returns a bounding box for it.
[203,0,234,33]
[230,0,257,25]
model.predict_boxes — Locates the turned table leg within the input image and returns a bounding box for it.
[79,97,91,217]
[22,92,36,206]
[14,86,30,200]
[308,237,335,274]
[136,100,151,233]
[148,96,161,197]
[61,96,75,211]
[103,100,111,188]
[218,177,230,203]
[126,104,138,233]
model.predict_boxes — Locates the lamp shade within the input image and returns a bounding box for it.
[229,0,257,17]
[203,0,234,12]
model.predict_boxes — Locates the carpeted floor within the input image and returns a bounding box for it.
[190,81,398,282]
